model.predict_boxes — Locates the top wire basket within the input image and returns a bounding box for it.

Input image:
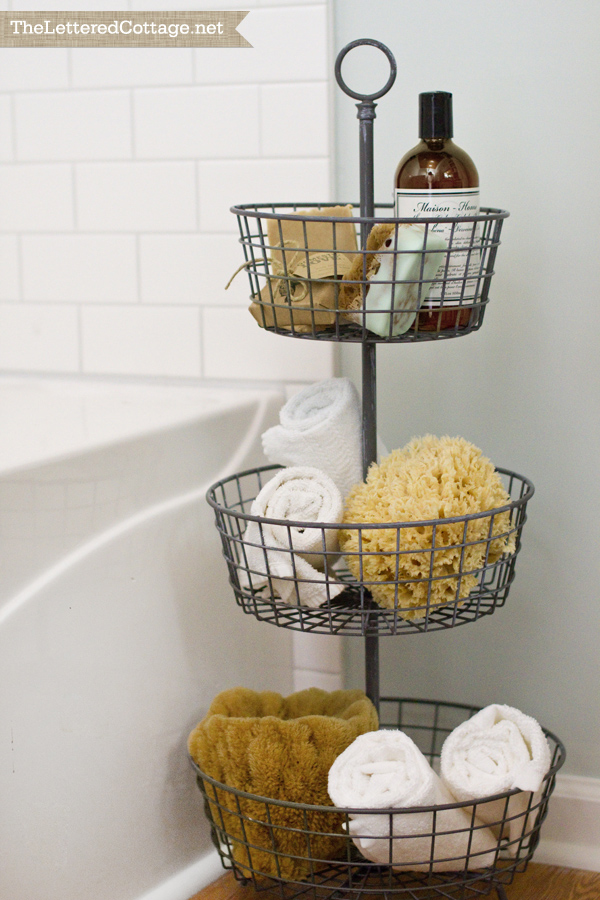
[231,202,508,343]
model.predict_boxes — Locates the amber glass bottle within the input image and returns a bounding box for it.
[395,92,479,331]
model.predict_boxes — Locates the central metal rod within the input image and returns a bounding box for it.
[336,38,396,716]
[357,98,380,714]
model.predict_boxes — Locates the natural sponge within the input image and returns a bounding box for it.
[188,686,378,880]
[339,436,516,619]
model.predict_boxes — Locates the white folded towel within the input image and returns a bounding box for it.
[440,704,551,851]
[261,378,363,500]
[328,730,497,872]
[243,466,345,608]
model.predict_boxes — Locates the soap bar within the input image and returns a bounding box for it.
[268,204,358,272]
[364,224,448,337]
[249,205,358,333]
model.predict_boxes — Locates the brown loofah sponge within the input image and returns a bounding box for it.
[188,686,378,880]
[339,436,516,619]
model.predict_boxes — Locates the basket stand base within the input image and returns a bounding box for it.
[232,871,512,899]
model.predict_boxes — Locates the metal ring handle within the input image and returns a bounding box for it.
[335,39,397,102]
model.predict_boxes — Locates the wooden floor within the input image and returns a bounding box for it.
[189,865,600,900]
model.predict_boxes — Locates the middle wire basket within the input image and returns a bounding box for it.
[191,697,565,900]
[232,203,508,343]
[206,465,534,637]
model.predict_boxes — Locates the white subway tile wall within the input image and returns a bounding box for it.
[133,85,260,160]
[129,0,260,9]
[71,48,194,88]
[0,164,75,232]
[0,95,13,161]
[0,4,334,383]
[10,0,130,10]
[15,90,132,161]
[198,158,330,233]
[260,82,329,158]
[0,49,69,91]
[0,303,80,371]
[0,236,20,300]
[76,161,198,232]
[22,235,138,303]
[81,305,202,377]
[139,234,249,306]
[202,307,332,382]
[193,7,328,85]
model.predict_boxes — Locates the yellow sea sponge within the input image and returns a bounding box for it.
[188,686,378,880]
[339,436,516,619]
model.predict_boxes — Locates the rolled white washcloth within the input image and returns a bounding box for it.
[328,730,497,872]
[243,466,345,608]
[262,378,363,500]
[440,704,552,851]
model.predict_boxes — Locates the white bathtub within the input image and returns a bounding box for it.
[0,378,294,900]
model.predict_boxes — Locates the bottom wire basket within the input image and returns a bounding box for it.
[190,698,564,900]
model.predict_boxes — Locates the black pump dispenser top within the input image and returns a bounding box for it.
[419,91,453,141]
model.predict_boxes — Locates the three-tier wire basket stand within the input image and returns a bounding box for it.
[191,40,565,900]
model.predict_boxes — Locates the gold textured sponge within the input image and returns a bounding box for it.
[188,686,378,880]
[339,436,516,619]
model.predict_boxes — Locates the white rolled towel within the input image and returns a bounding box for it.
[328,730,497,872]
[261,378,363,500]
[243,466,345,608]
[440,704,551,851]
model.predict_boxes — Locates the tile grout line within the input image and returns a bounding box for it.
[1,78,326,96]
[3,299,242,310]
[0,230,243,237]
[2,155,329,166]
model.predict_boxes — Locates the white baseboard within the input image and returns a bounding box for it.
[137,851,223,900]
[535,774,600,872]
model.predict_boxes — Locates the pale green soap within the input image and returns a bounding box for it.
[364,225,448,337]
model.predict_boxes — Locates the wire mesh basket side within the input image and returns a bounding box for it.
[206,466,533,636]
[191,699,565,900]
[233,203,508,343]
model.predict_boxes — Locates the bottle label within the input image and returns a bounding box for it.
[394,188,480,301]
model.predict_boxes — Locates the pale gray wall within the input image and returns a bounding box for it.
[333,0,600,777]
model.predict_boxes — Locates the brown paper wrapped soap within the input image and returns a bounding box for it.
[249,205,358,333]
